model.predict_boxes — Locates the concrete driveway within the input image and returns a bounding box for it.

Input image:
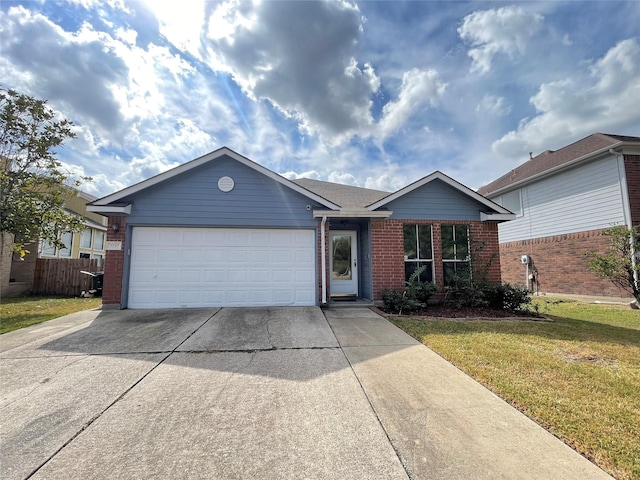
[0,307,612,479]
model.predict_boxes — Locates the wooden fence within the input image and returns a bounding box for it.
[32,258,100,296]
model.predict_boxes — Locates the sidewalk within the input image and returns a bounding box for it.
[324,308,614,480]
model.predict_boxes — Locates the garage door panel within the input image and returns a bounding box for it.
[157,249,180,262]
[179,290,202,304]
[204,270,225,282]
[129,227,316,308]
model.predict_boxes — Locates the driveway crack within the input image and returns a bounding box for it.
[24,309,221,479]
[0,355,86,411]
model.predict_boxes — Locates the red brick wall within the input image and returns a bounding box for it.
[102,216,126,307]
[624,154,640,227]
[371,219,502,300]
[499,229,629,297]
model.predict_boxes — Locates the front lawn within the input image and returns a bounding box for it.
[389,297,640,480]
[0,295,102,334]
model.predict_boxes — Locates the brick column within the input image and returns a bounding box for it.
[102,216,127,308]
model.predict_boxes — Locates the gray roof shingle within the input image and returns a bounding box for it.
[292,178,391,208]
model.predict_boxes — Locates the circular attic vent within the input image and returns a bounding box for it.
[218,176,235,192]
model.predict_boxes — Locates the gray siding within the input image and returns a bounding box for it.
[359,221,372,300]
[122,155,322,228]
[495,155,625,243]
[385,179,484,220]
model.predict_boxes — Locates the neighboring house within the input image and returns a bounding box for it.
[87,147,514,309]
[38,191,108,263]
[477,133,640,298]
[0,190,108,297]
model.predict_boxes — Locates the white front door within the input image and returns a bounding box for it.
[330,231,358,296]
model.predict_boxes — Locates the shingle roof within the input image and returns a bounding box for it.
[292,178,390,208]
[477,133,640,196]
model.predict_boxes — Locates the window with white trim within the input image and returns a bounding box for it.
[441,224,470,286]
[80,229,92,248]
[59,231,73,257]
[94,230,105,250]
[497,190,522,215]
[403,224,434,282]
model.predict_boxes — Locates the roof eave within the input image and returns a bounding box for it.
[313,209,393,219]
[484,140,640,197]
[87,204,132,215]
[480,212,516,222]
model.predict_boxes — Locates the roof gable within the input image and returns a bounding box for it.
[478,133,640,196]
[89,147,340,211]
[367,171,511,215]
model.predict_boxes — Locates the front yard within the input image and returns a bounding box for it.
[0,296,102,334]
[389,297,640,480]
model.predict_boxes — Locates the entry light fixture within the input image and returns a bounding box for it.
[111,223,120,233]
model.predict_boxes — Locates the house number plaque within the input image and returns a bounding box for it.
[105,241,122,251]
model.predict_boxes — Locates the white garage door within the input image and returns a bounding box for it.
[128,227,317,308]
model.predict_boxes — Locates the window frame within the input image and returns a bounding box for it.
[58,231,73,258]
[497,189,522,216]
[93,230,105,251]
[403,224,434,283]
[80,229,93,249]
[441,224,470,287]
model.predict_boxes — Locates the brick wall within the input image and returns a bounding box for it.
[371,219,502,300]
[624,154,640,227]
[102,216,126,307]
[499,229,629,297]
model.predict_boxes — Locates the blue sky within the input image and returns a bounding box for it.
[1,0,638,197]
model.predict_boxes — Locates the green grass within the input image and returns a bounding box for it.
[0,295,102,334]
[389,297,640,480]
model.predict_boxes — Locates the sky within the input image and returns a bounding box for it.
[1,0,639,198]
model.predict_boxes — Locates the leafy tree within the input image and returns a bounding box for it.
[0,88,88,257]
[586,225,640,303]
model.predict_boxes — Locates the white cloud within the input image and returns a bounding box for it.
[281,170,321,181]
[377,68,447,139]
[458,6,544,74]
[328,172,359,186]
[492,38,640,158]
[365,173,406,192]
[477,94,511,116]
[141,0,206,58]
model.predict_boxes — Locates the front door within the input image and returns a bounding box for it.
[330,231,358,296]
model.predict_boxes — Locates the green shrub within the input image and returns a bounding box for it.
[405,266,439,304]
[381,289,424,315]
[501,283,532,311]
[445,281,532,312]
[444,276,487,308]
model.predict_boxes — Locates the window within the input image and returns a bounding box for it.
[94,230,105,250]
[403,224,433,282]
[80,229,92,248]
[59,231,73,257]
[93,254,103,266]
[40,240,57,257]
[441,224,470,286]
[79,253,91,259]
[498,190,522,215]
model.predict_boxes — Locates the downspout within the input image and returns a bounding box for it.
[321,216,327,305]
[611,148,638,291]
